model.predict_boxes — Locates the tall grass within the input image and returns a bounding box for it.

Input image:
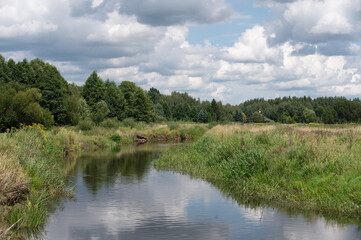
[155,124,361,220]
[0,122,208,237]
[0,124,67,238]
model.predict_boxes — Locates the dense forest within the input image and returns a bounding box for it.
[1,55,361,131]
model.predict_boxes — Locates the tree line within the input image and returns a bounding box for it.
[1,55,361,131]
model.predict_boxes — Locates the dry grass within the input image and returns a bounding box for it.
[0,153,29,205]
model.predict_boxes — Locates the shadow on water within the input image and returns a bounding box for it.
[65,143,180,194]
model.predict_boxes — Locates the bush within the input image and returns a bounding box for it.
[122,118,136,128]
[100,118,120,129]
[77,120,93,131]
[111,134,121,143]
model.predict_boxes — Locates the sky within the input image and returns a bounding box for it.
[1,0,361,104]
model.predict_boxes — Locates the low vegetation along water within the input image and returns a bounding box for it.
[40,139,360,239]
[1,124,361,239]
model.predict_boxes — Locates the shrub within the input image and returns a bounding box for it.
[167,122,179,130]
[111,134,121,143]
[100,118,120,129]
[77,120,93,131]
[122,118,136,128]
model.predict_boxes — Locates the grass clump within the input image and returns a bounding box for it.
[100,118,120,129]
[111,134,121,143]
[77,119,93,131]
[155,124,361,221]
[0,124,67,238]
[121,118,136,129]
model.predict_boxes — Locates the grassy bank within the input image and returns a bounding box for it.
[0,124,67,239]
[49,121,208,153]
[0,122,207,238]
[155,124,361,221]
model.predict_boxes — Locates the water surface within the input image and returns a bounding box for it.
[43,144,361,240]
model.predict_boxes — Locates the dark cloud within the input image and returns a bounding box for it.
[120,0,233,26]
[291,44,317,56]
[317,41,361,56]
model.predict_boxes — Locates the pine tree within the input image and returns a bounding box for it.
[198,109,208,123]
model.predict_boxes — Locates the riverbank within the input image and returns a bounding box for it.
[155,124,361,221]
[0,122,207,239]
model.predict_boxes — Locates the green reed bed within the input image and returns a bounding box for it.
[155,124,361,220]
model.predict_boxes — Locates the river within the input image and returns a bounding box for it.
[41,144,361,240]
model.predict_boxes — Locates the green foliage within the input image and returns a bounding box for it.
[100,117,120,129]
[234,108,242,122]
[0,87,54,130]
[83,71,106,111]
[167,122,179,130]
[156,125,361,218]
[91,100,110,125]
[29,59,70,125]
[148,87,161,103]
[77,119,93,131]
[78,97,92,121]
[250,112,264,123]
[303,108,317,123]
[111,134,121,143]
[104,80,125,120]
[198,109,208,123]
[122,117,136,128]
[281,112,295,124]
[1,124,67,231]
[1,54,361,130]
[154,102,166,122]
[130,88,155,122]
[322,106,338,124]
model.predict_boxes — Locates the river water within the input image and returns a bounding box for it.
[42,144,361,240]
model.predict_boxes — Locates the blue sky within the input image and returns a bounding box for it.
[188,0,269,46]
[0,0,361,104]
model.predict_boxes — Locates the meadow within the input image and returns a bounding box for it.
[155,124,361,221]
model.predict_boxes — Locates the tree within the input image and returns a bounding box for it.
[63,94,80,125]
[234,108,244,122]
[154,103,166,122]
[250,112,264,123]
[119,81,137,117]
[92,100,110,125]
[130,88,154,122]
[303,108,317,123]
[242,112,247,123]
[160,100,172,120]
[322,106,337,124]
[148,87,161,103]
[0,54,10,84]
[0,88,54,130]
[78,98,91,121]
[211,99,221,121]
[189,106,198,122]
[29,60,70,125]
[83,71,106,111]
[104,80,125,120]
[198,109,208,123]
